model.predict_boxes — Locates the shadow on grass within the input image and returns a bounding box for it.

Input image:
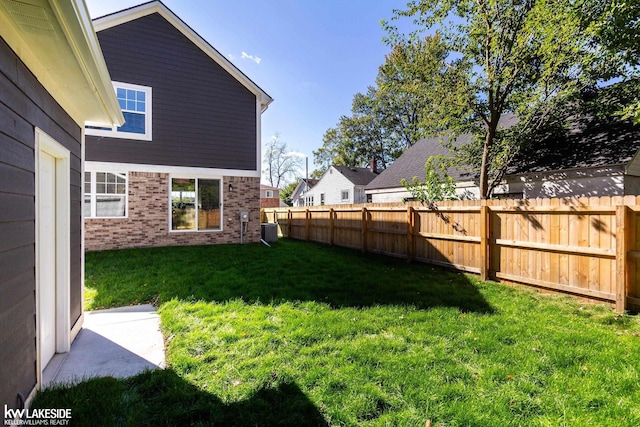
[86,239,494,314]
[32,369,328,426]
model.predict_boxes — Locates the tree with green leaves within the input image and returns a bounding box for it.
[401,155,458,203]
[376,34,455,149]
[314,34,451,174]
[279,181,298,206]
[313,88,403,175]
[387,0,636,199]
[577,0,640,123]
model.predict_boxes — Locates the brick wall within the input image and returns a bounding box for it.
[260,197,281,208]
[85,172,261,251]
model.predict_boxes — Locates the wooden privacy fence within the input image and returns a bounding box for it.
[262,196,640,313]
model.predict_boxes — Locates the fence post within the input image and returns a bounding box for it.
[287,209,292,238]
[305,209,310,241]
[407,206,415,262]
[480,201,490,281]
[615,205,629,313]
[362,207,368,253]
[329,208,335,246]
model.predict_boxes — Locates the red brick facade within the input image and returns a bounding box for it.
[260,197,281,208]
[85,172,261,251]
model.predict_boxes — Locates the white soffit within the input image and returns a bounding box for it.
[0,0,123,127]
[92,1,273,111]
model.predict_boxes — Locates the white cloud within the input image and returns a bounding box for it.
[241,51,262,64]
[227,53,236,60]
[286,151,307,158]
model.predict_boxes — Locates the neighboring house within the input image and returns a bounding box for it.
[291,178,319,207]
[84,1,272,251]
[366,112,640,201]
[260,184,281,208]
[0,0,123,410]
[365,130,481,202]
[304,165,379,206]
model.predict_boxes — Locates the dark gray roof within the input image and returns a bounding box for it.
[304,178,320,188]
[334,166,379,186]
[507,113,640,174]
[365,134,472,190]
[367,112,640,190]
[291,178,319,198]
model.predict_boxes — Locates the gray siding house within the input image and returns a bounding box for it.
[84,1,273,251]
[0,0,122,410]
[366,111,640,201]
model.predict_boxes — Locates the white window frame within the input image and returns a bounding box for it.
[341,190,349,201]
[84,171,128,218]
[320,193,325,205]
[86,81,152,141]
[265,190,274,198]
[170,176,223,232]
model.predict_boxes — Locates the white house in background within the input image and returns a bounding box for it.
[290,178,319,206]
[366,105,640,202]
[304,165,379,206]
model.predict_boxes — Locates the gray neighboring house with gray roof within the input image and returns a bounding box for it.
[366,112,640,201]
[365,131,479,202]
[304,165,379,206]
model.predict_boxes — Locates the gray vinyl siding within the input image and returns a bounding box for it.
[627,153,640,177]
[0,36,83,408]
[86,13,257,170]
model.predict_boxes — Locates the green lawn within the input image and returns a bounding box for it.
[33,239,640,426]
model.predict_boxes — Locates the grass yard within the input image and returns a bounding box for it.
[33,239,640,426]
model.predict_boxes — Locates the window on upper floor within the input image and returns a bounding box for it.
[84,172,127,218]
[265,190,274,198]
[86,81,152,141]
[341,190,349,201]
[320,193,325,205]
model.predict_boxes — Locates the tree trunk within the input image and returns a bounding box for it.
[479,131,492,200]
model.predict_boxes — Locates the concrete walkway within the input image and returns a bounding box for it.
[43,304,165,387]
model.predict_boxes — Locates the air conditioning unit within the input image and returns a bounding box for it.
[261,223,278,242]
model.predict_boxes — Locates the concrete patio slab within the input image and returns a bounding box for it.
[43,304,165,387]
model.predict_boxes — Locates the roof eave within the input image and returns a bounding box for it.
[0,0,123,127]
[51,0,124,126]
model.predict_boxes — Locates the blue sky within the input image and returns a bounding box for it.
[85,0,416,178]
